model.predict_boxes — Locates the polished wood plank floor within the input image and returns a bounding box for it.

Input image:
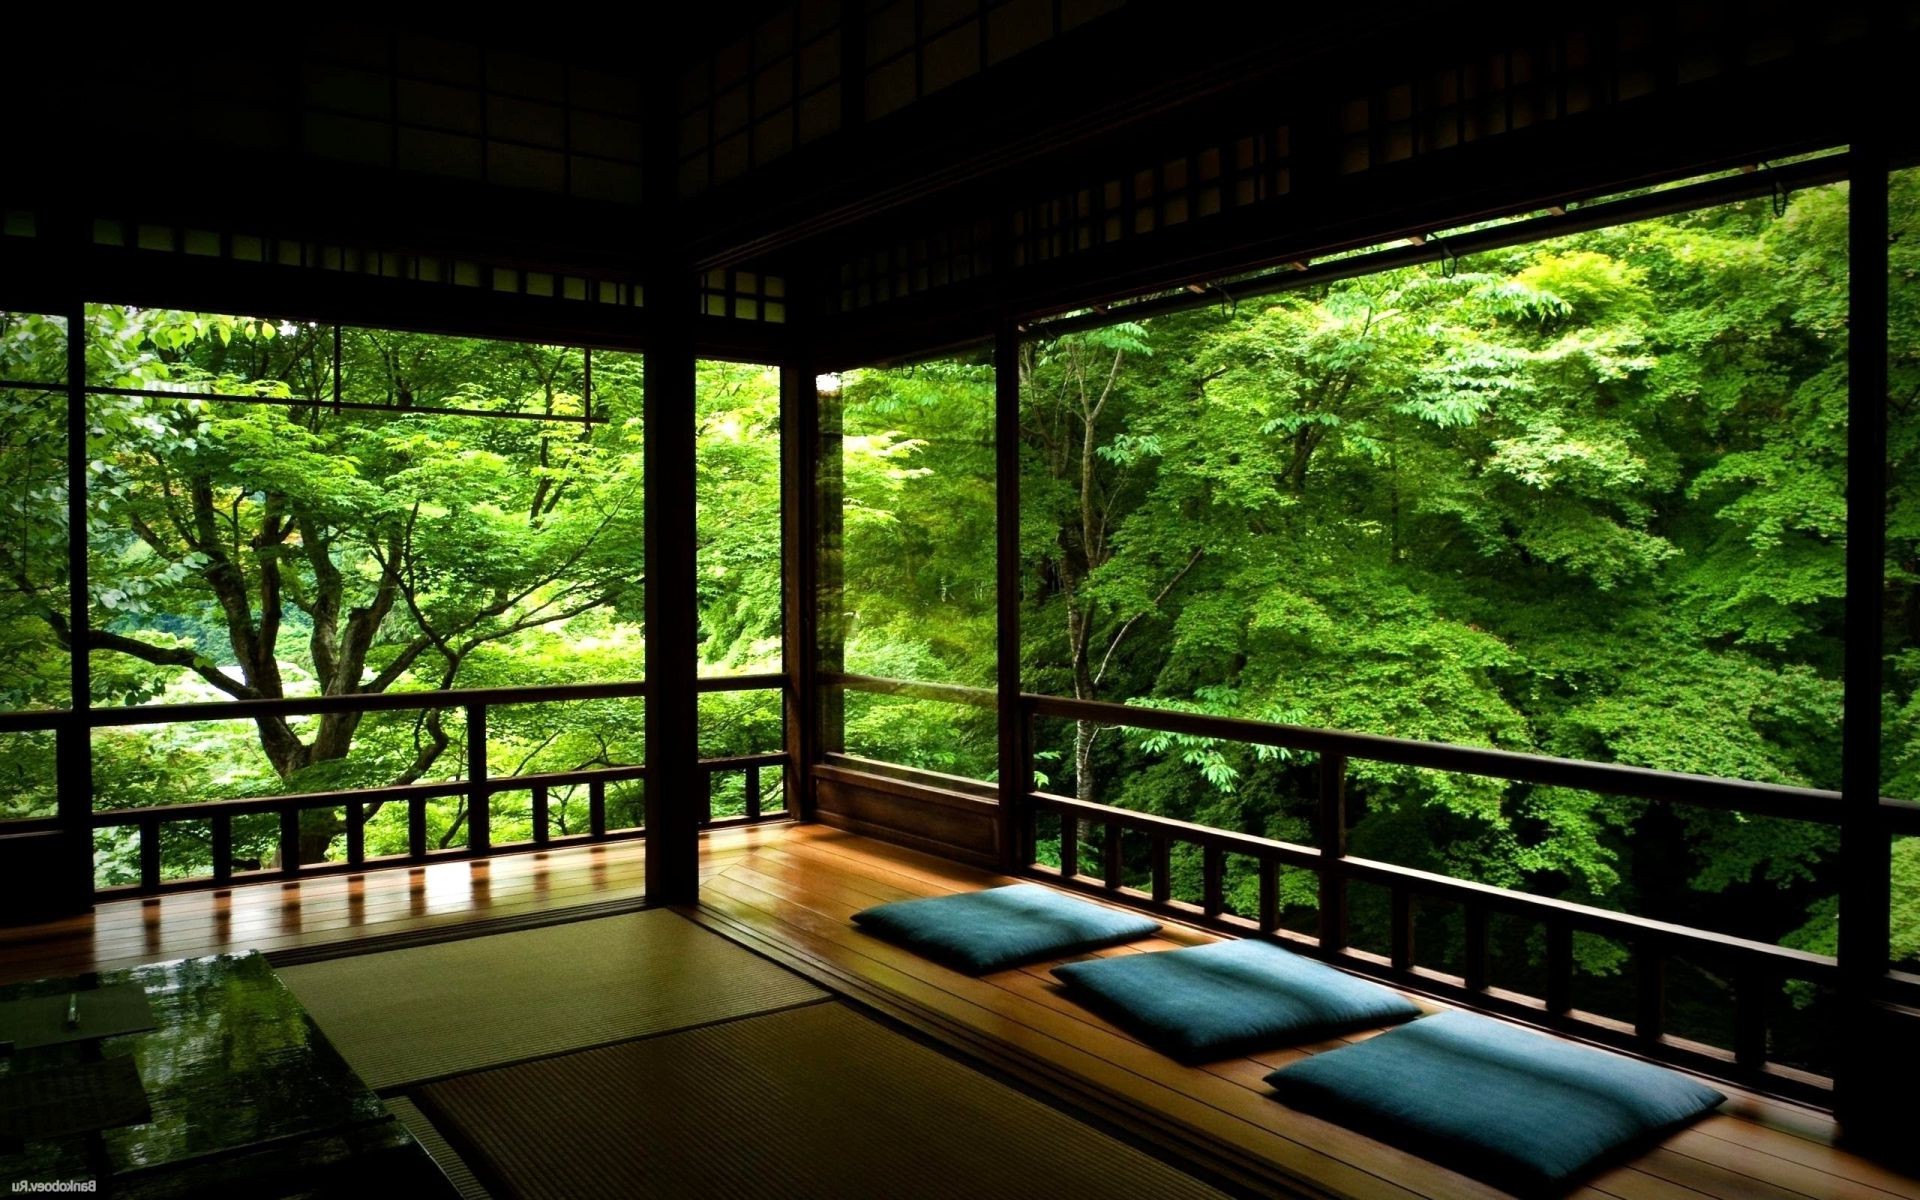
[4,820,1912,1200]
[0,824,783,986]
[691,824,1920,1200]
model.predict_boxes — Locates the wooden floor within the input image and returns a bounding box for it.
[0,825,782,986]
[691,823,1920,1200]
[3,820,1916,1200]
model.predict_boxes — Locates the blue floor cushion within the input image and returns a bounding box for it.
[851,884,1162,973]
[1051,938,1421,1059]
[1265,1010,1725,1195]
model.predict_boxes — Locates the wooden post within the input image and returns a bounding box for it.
[644,275,702,904]
[213,812,234,884]
[1836,122,1892,1128]
[1545,923,1574,1016]
[58,299,94,912]
[994,324,1024,872]
[781,351,821,818]
[1202,846,1226,918]
[815,370,847,756]
[1733,966,1769,1072]
[408,795,427,858]
[1259,857,1279,933]
[1389,887,1413,971]
[138,818,160,891]
[1634,942,1665,1044]
[466,703,489,853]
[278,808,300,878]
[1464,905,1490,992]
[1317,753,1349,950]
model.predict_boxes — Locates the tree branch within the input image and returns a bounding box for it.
[87,629,260,700]
[1093,545,1204,688]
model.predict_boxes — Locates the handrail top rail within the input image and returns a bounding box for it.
[1,673,786,731]
[1022,691,1843,820]
[90,751,787,826]
[1027,790,1839,976]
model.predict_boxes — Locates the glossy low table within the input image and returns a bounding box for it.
[0,953,454,1199]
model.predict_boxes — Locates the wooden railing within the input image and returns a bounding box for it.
[826,673,1910,1103]
[1015,693,1868,1102]
[46,674,791,898]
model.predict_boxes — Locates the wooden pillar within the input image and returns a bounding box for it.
[57,297,94,913]
[782,348,823,818]
[1316,753,1349,951]
[1835,121,1892,1128]
[644,282,702,905]
[815,369,847,755]
[994,325,1024,872]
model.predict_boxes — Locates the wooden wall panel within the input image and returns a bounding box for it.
[812,766,1001,869]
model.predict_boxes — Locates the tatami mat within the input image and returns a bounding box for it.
[279,909,826,1089]
[420,1001,1226,1200]
[388,1096,492,1200]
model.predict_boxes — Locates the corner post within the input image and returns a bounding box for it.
[1835,119,1893,1129]
[644,280,702,905]
[782,345,824,818]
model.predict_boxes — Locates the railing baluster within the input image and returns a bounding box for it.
[1059,812,1079,879]
[589,779,607,838]
[346,800,365,866]
[211,811,232,886]
[1734,966,1769,1071]
[701,768,713,827]
[408,793,427,859]
[1636,941,1665,1043]
[1259,856,1279,934]
[139,817,161,891]
[532,784,550,845]
[1464,905,1489,991]
[1546,923,1573,1016]
[1317,753,1349,951]
[746,764,762,820]
[466,704,489,853]
[1203,845,1225,917]
[1151,832,1170,903]
[1390,887,1414,971]
[279,806,301,877]
[1103,820,1122,889]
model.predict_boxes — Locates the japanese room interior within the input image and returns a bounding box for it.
[4,5,1920,1199]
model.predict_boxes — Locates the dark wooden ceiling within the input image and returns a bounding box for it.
[2,3,1912,362]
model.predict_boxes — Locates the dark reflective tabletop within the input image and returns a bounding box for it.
[0,952,444,1196]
